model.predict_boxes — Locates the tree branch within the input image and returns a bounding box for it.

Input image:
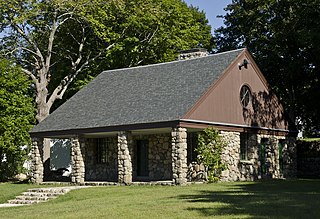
[47,43,115,109]
[45,10,58,75]
[21,68,38,84]
[10,23,45,65]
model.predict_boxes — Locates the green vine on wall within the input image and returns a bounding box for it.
[196,127,226,183]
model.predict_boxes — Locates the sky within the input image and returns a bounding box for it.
[184,0,232,32]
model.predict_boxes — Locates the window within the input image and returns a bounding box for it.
[187,132,198,164]
[240,85,251,108]
[240,132,249,160]
[96,138,109,164]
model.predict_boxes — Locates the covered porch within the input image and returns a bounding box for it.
[30,125,201,185]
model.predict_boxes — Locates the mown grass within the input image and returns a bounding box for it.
[0,180,320,219]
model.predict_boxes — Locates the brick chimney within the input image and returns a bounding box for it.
[178,48,208,60]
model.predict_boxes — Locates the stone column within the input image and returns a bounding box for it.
[30,138,44,184]
[70,137,85,184]
[171,127,188,185]
[117,131,133,184]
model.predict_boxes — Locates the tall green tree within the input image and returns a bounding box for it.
[0,58,35,181]
[0,0,213,122]
[215,0,320,135]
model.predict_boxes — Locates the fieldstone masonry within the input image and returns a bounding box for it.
[171,127,188,185]
[118,131,133,184]
[132,134,172,180]
[187,162,206,181]
[220,131,243,181]
[30,130,295,185]
[187,131,296,182]
[85,137,118,181]
[148,134,172,180]
[219,132,296,182]
[70,137,85,184]
[30,138,44,183]
[178,48,208,60]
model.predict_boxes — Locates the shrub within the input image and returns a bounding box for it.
[196,127,226,182]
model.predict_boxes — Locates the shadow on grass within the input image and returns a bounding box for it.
[178,180,320,218]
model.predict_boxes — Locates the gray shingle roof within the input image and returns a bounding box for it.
[31,49,244,134]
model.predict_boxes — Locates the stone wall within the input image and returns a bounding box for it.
[187,162,206,181]
[257,135,296,179]
[84,133,172,182]
[187,131,296,182]
[132,134,172,180]
[84,137,118,181]
[81,129,296,184]
[220,131,260,182]
[220,131,241,181]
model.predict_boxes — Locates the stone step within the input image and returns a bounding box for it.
[3,186,90,207]
[27,188,71,193]
[22,192,64,197]
[8,199,42,205]
[15,195,55,201]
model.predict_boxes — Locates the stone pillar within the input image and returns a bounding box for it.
[31,138,44,184]
[70,137,85,184]
[118,131,133,184]
[171,127,188,185]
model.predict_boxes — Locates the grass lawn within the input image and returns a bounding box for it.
[0,180,320,219]
[0,183,44,204]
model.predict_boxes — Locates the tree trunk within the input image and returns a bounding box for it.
[36,101,50,123]
[35,72,50,123]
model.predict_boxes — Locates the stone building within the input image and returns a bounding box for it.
[30,48,297,185]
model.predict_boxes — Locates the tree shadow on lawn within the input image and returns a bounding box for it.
[178,180,320,218]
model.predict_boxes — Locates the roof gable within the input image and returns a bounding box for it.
[31,49,244,134]
[184,50,291,131]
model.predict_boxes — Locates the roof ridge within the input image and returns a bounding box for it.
[101,48,245,74]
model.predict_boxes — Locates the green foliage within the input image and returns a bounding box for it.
[51,0,214,107]
[215,0,320,136]
[0,59,35,181]
[196,127,226,182]
[80,0,213,67]
[0,0,214,115]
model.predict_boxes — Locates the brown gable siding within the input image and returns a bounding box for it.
[183,49,290,131]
